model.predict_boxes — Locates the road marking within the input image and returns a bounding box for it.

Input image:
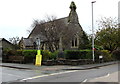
[94,73,110,79]
[104,73,110,77]
[82,79,87,82]
[20,70,79,81]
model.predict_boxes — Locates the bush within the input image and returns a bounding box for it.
[23,50,37,57]
[16,50,23,56]
[42,50,52,61]
[65,50,81,59]
[65,50,92,59]
[85,51,92,59]
[64,50,112,62]
[112,49,120,60]
[80,50,92,59]
[22,50,37,63]
[50,51,58,60]
[101,50,113,62]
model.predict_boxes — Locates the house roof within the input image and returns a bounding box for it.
[0,38,3,41]
[22,38,35,46]
[0,38,12,44]
[0,38,15,47]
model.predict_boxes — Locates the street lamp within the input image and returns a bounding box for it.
[91,1,96,62]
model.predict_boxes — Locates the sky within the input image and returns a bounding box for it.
[0,0,119,40]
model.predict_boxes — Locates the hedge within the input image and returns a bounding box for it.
[3,50,53,63]
[64,50,92,59]
[3,49,114,63]
[64,50,113,62]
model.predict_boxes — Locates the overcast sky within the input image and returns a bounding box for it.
[0,0,119,40]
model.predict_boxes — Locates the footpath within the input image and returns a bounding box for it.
[0,61,118,71]
[88,71,119,82]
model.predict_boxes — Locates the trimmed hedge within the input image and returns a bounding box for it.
[3,50,54,63]
[65,50,92,59]
[3,49,114,63]
[64,50,113,62]
[22,50,37,63]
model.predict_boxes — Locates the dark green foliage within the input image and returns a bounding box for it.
[85,51,93,59]
[101,50,113,62]
[95,17,119,52]
[3,49,22,56]
[23,50,37,57]
[112,49,120,60]
[64,50,113,62]
[65,50,81,59]
[94,45,104,50]
[79,31,90,49]
[42,50,52,61]
[22,50,37,63]
[65,50,92,59]
[16,50,23,56]
[50,51,58,60]
[3,48,113,63]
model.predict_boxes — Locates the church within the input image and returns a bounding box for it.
[19,1,88,52]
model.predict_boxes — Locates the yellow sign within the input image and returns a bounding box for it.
[35,50,42,66]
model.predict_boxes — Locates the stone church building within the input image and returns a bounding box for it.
[19,1,88,51]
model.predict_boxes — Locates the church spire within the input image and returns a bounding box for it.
[70,1,76,11]
[68,1,79,23]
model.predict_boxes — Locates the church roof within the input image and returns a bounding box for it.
[28,17,68,40]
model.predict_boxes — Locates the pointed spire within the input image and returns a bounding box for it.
[68,1,79,23]
[70,1,76,11]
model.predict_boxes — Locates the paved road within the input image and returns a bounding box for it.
[1,66,65,82]
[19,64,118,82]
[1,62,119,83]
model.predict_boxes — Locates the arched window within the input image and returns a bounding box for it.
[75,38,77,47]
[71,37,79,48]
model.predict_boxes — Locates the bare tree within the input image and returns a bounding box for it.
[9,36,20,45]
[28,15,77,52]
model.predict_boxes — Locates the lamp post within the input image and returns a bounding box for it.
[35,38,42,66]
[91,1,96,62]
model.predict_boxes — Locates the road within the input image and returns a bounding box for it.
[1,63,118,83]
[1,66,64,82]
[21,64,118,82]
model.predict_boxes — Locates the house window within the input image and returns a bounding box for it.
[71,37,79,48]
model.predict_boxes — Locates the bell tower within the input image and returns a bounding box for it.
[68,1,79,24]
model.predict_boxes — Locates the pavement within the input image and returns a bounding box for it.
[0,61,118,71]
[88,71,119,82]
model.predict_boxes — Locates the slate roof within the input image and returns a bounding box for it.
[22,38,35,46]
[28,17,68,39]
[0,38,13,45]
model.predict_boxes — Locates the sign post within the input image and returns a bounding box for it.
[35,38,42,66]
[99,55,103,63]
